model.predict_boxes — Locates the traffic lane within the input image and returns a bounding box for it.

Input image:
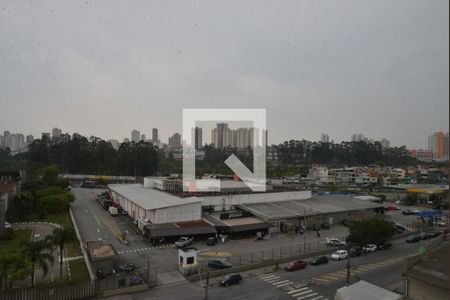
[71,188,123,249]
[259,236,429,285]
[112,271,291,300]
[313,258,405,298]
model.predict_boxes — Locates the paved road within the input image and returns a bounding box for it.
[104,234,435,300]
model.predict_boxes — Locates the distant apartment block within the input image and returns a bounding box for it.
[320,133,329,143]
[379,138,390,148]
[428,132,449,161]
[52,127,62,138]
[152,128,159,145]
[410,149,433,162]
[131,129,140,143]
[351,133,367,142]
[210,123,266,149]
[140,134,146,141]
[168,132,181,149]
[193,126,203,150]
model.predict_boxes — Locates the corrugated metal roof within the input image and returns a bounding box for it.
[108,183,202,211]
[239,194,382,221]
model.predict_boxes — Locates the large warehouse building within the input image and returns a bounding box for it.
[108,178,385,242]
[109,183,202,224]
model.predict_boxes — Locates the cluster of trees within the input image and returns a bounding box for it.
[0,134,418,178]
[8,165,74,221]
[0,227,76,290]
[275,140,415,167]
[26,135,158,176]
[347,218,395,245]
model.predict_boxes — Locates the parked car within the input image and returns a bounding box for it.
[285,260,307,271]
[410,208,421,214]
[331,250,348,260]
[119,263,136,272]
[405,235,421,243]
[206,237,218,245]
[220,273,242,287]
[174,237,193,248]
[4,222,11,229]
[435,220,448,227]
[438,228,449,235]
[349,247,363,257]
[425,231,441,239]
[394,224,406,232]
[326,238,346,246]
[395,200,402,205]
[376,241,392,250]
[208,259,232,269]
[385,206,400,211]
[313,224,321,230]
[363,244,377,253]
[310,256,328,265]
[402,209,413,215]
[255,232,265,240]
[321,223,330,230]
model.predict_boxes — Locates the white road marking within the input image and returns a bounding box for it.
[271,280,290,285]
[309,296,324,300]
[261,274,278,280]
[274,281,293,287]
[293,290,314,297]
[288,287,308,294]
[267,278,282,283]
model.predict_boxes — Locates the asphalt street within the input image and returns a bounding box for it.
[103,234,435,300]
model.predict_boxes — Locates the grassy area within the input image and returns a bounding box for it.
[27,211,82,257]
[69,259,90,282]
[0,229,32,254]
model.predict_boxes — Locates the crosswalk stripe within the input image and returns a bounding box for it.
[274,281,293,287]
[260,274,278,280]
[267,278,281,283]
[288,287,308,294]
[309,296,324,300]
[297,292,318,300]
[292,290,314,297]
[334,270,347,275]
[264,276,280,281]
[271,280,290,285]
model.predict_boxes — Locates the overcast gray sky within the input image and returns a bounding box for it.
[0,0,448,149]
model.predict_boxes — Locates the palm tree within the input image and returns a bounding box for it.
[21,238,54,287]
[48,227,76,280]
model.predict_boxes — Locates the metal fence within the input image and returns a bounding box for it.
[0,267,158,300]
[0,280,95,300]
[199,236,347,271]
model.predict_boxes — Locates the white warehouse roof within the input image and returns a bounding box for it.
[109,183,202,210]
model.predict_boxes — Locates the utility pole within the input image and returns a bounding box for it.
[303,208,307,253]
[204,271,210,300]
[346,243,351,285]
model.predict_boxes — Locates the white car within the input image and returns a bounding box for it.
[326,238,346,246]
[4,222,11,229]
[331,250,348,260]
[363,244,377,253]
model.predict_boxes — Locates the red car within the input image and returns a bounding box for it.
[385,206,400,211]
[285,260,307,271]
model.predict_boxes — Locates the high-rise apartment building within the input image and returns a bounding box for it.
[379,138,390,148]
[351,134,367,142]
[152,128,159,145]
[168,133,181,149]
[131,129,140,143]
[52,127,62,138]
[194,127,203,150]
[320,133,330,143]
[26,135,34,147]
[140,134,146,141]
[428,132,449,161]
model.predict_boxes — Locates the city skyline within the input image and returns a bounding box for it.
[0,1,448,149]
